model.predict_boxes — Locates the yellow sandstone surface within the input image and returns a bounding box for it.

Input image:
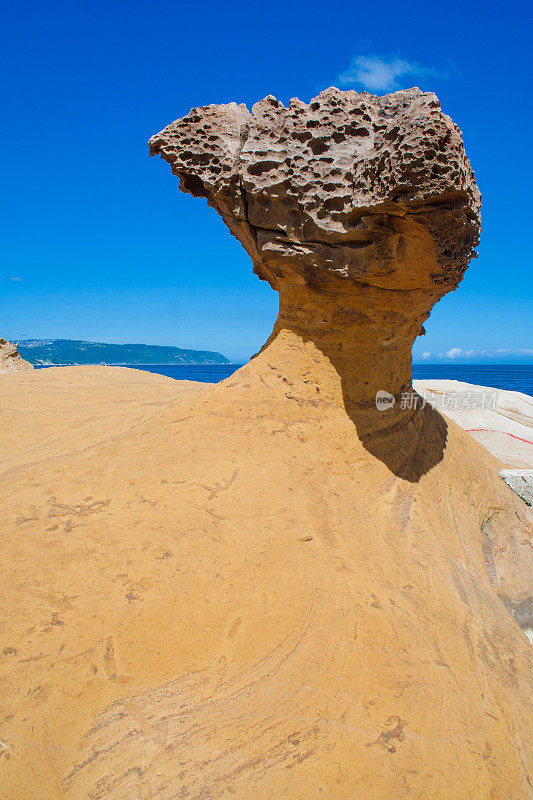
[1,340,532,800]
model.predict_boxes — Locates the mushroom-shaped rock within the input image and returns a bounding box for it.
[150,87,481,478]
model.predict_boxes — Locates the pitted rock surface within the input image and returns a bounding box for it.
[149,87,480,294]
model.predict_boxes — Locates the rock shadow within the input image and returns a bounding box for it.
[311,340,448,483]
[348,397,449,482]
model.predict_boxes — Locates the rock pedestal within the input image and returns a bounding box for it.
[149,87,480,402]
[150,88,481,477]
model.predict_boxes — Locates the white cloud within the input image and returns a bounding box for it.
[9,277,22,282]
[420,348,532,361]
[338,55,438,92]
[436,348,478,359]
[494,348,533,356]
[445,347,466,359]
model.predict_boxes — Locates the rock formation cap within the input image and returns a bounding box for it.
[149,87,480,296]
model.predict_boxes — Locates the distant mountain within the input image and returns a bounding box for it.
[16,339,230,366]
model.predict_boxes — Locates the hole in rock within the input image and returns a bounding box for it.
[180,173,208,198]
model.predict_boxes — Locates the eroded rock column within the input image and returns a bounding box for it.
[150,87,480,471]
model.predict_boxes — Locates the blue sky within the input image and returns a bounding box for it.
[1,0,531,363]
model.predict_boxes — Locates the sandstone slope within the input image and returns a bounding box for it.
[1,358,532,800]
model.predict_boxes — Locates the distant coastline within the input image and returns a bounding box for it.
[16,339,230,366]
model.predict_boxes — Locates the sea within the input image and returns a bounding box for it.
[40,362,531,396]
